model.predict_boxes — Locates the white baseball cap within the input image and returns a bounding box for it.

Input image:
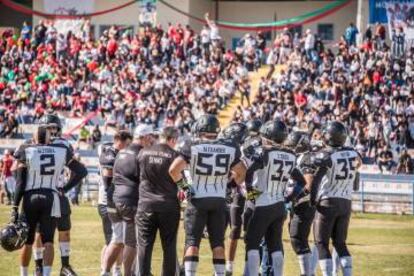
[134,124,154,138]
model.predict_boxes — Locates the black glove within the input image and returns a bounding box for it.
[10,206,18,224]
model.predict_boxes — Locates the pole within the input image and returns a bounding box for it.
[412,182,414,215]
[361,180,364,213]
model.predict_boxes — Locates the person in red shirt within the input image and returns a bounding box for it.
[1,150,15,205]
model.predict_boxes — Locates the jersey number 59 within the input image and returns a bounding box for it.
[195,153,230,176]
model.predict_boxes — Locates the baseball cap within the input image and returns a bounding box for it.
[133,124,155,138]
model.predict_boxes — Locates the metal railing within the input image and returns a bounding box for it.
[81,170,414,215]
[354,173,414,215]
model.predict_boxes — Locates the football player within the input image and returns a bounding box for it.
[11,126,87,276]
[220,122,248,276]
[311,121,361,276]
[27,114,79,276]
[244,120,306,276]
[97,140,124,276]
[285,131,319,276]
[99,130,133,276]
[169,114,246,276]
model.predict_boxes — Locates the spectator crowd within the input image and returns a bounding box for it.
[0,15,258,137]
[0,19,414,175]
[230,23,414,174]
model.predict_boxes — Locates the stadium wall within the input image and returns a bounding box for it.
[31,0,360,47]
[216,0,358,48]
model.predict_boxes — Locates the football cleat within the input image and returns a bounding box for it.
[60,265,78,276]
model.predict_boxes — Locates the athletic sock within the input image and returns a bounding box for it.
[213,258,225,276]
[271,251,284,276]
[339,256,352,276]
[298,253,311,276]
[226,261,234,273]
[59,242,70,266]
[310,245,319,275]
[246,250,260,276]
[332,249,340,276]
[319,259,333,276]
[184,256,199,276]
[43,266,52,276]
[113,266,122,276]
[34,247,44,268]
[20,266,28,276]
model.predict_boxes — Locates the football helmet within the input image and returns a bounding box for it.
[260,120,288,144]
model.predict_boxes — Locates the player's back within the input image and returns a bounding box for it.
[16,144,70,191]
[318,146,360,201]
[188,139,241,199]
[252,146,296,207]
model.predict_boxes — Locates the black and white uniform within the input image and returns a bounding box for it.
[312,147,360,276]
[180,138,241,249]
[241,135,262,233]
[111,143,142,247]
[288,151,317,276]
[97,143,117,245]
[14,143,74,245]
[136,143,180,276]
[52,137,74,232]
[244,146,305,276]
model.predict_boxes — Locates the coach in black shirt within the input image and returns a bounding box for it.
[136,126,180,276]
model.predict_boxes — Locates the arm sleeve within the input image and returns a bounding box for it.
[230,145,242,168]
[244,154,265,189]
[310,166,328,205]
[13,144,27,164]
[353,171,360,191]
[63,159,88,192]
[13,166,27,207]
[177,140,192,163]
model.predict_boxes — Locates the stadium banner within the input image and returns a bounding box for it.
[384,2,414,40]
[43,0,94,15]
[43,0,95,36]
[139,0,157,27]
[369,0,414,23]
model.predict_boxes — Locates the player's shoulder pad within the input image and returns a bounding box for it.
[176,139,192,160]
[52,137,71,147]
[99,143,117,167]
[311,149,332,168]
[217,138,240,150]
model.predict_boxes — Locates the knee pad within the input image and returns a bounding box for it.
[315,241,331,260]
[332,241,349,257]
[290,237,311,255]
[111,221,124,245]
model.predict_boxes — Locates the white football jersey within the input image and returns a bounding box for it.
[182,139,241,199]
[250,147,296,207]
[317,148,360,200]
[15,144,72,191]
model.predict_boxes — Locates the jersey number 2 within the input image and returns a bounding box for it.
[40,154,56,176]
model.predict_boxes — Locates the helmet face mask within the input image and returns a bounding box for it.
[285,131,310,153]
[322,121,348,148]
[221,122,247,145]
[39,114,62,138]
[246,119,262,137]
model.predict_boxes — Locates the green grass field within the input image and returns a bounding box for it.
[0,205,414,276]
